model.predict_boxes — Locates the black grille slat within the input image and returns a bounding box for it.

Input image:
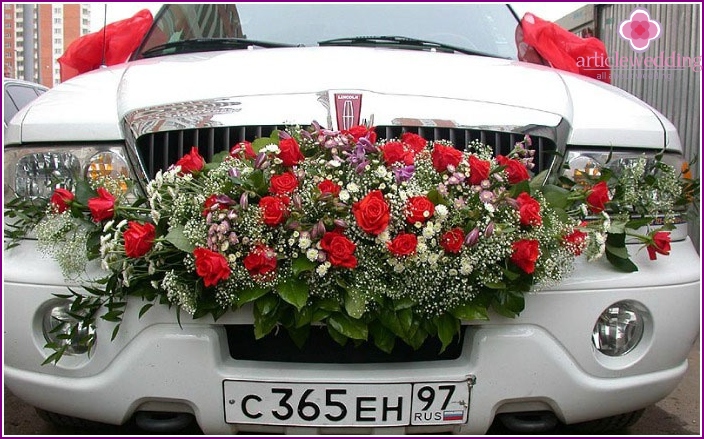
[136,125,556,179]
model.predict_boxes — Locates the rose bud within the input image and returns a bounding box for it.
[239,193,248,210]
[484,222,495,238]
[464,228,480,247]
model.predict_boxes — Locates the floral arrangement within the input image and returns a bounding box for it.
[7,122,697,363]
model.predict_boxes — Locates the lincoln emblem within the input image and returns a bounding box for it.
[334,93,362,130]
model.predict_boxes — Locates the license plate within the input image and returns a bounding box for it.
[223,380,471,427]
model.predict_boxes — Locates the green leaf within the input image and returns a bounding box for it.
[434,313,460,352]
[292,257,316,277]
[451,303,489,321]
[253,303,279,339]
[406,327,428,350]
[294,306,313,328]
[605,248,638,273]
[316,298,341,312]
[540,184,570,209]
[328,313,368,340]
[398,308,413,334]
[393,297,415,311]
[369,321,395,354]
[248,170,267,193]
[165,225,195,253]
[485,282,506,290]
[344,287,366,319]
[252,136,274,153]
[276,279,309,311]
[426,189,449,206]
[203,150,230,169]
[626,217,654,230]
[605,243,630,260]
[255,293,278,316]
[74,180,96,204]
[327,324,348,346]
[138,303,154,319]
[508,180,531,198]
[236,287,269,306]
[529,169,550,189]
[287,325,310,349]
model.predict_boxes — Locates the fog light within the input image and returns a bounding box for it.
[42,303,95,355]
[592,301,646,356]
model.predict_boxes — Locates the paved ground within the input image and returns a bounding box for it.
[3,339,699,436]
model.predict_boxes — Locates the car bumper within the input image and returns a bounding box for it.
[3,238,700,434]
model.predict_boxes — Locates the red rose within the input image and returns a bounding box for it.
[320,231,357,268]
[516,192,542,227]
[344,125,377,143]
[405,196,435,224]
[586,181,610,214]
[497,155,530,184]
[269,172,299,195]
[230,141,256,160]
[243,244,278,277]
[440,228,464,254]
[468,155,491,185]
[352,190,390,235]
[123,221,156,258]
[387,233,418,257]
[88,187,116,222]
[401,132,427,155]
[176,146,205,174]
[381,141,413,166]
[50,188,74,213]
[259,196,289,226]
[202,194,223,217]
[194,247,231,287]
[647,231,671,260]
[431,143,463,173]
[278,138,304,167]
[318,179,341,197]
[510,239,540,274]
[563,227,588,256]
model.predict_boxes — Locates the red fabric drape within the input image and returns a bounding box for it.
[517,13,611,84]
[58,9,153,82]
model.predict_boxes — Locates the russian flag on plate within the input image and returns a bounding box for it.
[442,410,465,421]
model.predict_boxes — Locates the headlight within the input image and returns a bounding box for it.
[592,300,647,357]
[42,302,96,355]
[3,144,135,202]
[561,149,686,184]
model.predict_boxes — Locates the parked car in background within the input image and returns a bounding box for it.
[3,78,48,129]
[3,3,700,435]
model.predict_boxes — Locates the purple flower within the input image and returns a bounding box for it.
[484,222,495,238]
[229,168,240,178]
[464,228,480,247]
[479,191,495,203]
[393,165,415,183]
[239,193,248,210]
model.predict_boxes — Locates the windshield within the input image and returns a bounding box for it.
[136,4,519,59]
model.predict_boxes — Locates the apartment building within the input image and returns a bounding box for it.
[3,4,90,87]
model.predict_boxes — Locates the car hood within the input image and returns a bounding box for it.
[11,47,677,150]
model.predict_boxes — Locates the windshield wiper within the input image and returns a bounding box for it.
[141,38,296,58]
[318,35,505,58]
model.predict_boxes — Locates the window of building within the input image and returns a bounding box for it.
[5,52,11,58]
[54,38,61,44]
[54,18,61,24]
[54,48,62,55]
[82,18,89,26]
[54,7,61,14]
[4,42,10,48]
[5,22,11,28]
[54,28,61,35]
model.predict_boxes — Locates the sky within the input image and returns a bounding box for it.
[89,2,588,32]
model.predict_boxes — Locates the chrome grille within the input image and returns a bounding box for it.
[135,125,556,179]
